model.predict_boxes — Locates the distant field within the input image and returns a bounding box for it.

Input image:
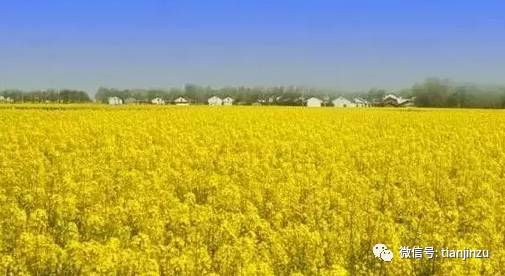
[0,106,504,275]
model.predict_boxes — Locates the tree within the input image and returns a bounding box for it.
[412,78,450,107]
[366,89,386,103]
[184,84,201,103]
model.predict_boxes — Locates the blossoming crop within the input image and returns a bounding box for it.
[0,105,504,274]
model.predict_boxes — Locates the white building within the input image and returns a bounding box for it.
[174,96,189,106]
[383,94,413,106]
[383,94,399,102]
[108,97,123,105]
[223,97,234,106]
[306,97,323,107]
[353,97,369,107]
[151,97,165,105]
[0,96,5,102]
[208,96,223,106]
[332,96,353,107]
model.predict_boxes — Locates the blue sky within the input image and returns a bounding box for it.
[1,0,504,93]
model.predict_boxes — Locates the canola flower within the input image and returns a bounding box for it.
[0,105,504,275]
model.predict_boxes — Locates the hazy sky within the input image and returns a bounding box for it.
[1,0,504,93]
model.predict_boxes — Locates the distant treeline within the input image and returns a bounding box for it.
[2,79,505,108]
[410,79,505,108]
[0,89,90,103]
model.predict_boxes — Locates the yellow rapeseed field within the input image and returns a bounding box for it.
[0,105,504,275]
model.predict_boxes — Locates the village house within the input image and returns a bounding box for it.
[108,96,123,105]
[353,97,369,107]
[383,94,400,105]
[151,97,165,105]
[208,96,223,106]
[332,96,353,107]
[257,96,275,105]
[383,94,414,107]
[222,96,234,106]
[306,97,323,107]
[174,96,189,106]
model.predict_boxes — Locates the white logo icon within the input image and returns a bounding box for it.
[373,244,393,262]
